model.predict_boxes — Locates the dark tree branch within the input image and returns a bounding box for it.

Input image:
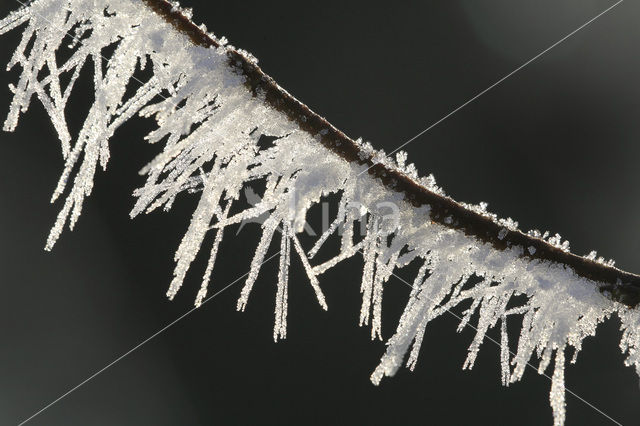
[142,0,640,307]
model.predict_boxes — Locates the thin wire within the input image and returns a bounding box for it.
[17,251,281,426]
[357,0,623,177]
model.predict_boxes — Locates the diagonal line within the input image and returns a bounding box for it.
[383,263,622,426]
[358,0,623,176]
[17,251,280,426]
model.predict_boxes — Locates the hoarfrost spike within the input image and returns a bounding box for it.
[1,1,638,424]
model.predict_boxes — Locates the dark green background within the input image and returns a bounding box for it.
[0,0,639,424]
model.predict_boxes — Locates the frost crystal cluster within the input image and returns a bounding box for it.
[1,1,638,424]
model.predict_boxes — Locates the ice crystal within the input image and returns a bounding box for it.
[1,1,636,424]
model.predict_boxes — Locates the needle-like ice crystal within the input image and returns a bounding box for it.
[1,2,637,424]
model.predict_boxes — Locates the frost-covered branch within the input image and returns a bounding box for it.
[143,0,640,308]
[2,1,639,425]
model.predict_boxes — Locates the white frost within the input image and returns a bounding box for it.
[1,1,637,424]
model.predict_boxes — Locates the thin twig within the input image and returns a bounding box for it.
[142,0,640,307]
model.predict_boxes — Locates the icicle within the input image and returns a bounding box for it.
[0,3,31,34]
[312,240,365,276]
[550,348,566,426]
[274,223,290,341]
[500,315,510,386]
[308,194,350,259]
[291,235,327,310]
[237,216,279,311]
[194,202,231,307]
[359,216,379,330]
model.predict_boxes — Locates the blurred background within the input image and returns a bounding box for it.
[0,0,639,424]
